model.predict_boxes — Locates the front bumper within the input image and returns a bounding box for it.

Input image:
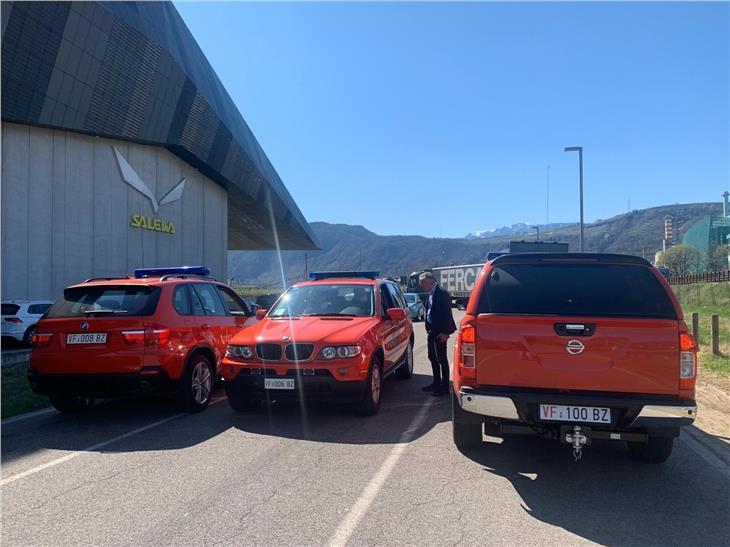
[225,369,366,403]
[457,387,696,430]
[27,367,172,398]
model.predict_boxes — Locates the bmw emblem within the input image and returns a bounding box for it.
[80,321,89,330]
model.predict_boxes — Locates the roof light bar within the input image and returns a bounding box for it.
[134,266,210,279]
[309,271,380,280]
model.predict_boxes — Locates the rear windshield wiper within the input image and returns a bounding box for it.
[83,309,129,315]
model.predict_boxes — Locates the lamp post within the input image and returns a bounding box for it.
[564,146,584,252]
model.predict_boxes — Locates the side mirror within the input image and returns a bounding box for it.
[255,308,268,320]
[386,308,406,321]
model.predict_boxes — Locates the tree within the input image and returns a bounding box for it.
[655,245,703,276]
[708,245,729,272]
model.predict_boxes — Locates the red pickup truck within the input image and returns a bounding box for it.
[452,253,697,463]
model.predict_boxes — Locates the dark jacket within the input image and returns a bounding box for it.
[426,285,457,335]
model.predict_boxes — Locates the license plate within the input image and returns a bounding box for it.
[66,333,107,344]
[264,378,295,390]
[539,404,611,424]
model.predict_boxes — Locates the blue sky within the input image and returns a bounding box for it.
[176,1,729,238]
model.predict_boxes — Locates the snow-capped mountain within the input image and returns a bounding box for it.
[465,222,574,240]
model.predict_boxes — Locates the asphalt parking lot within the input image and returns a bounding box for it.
[2,311,729,546]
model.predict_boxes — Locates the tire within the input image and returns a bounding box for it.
[22,325,36,347]
[356,354,383,416]
[177,353,214,412]
[452,391,483,449]
[395,340,414,379]
[628,436,674,463]
[49,394,94,413]
[224,381,261,412]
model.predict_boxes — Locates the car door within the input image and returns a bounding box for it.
[216,285,257,341]
[385,282,411,364]
[378,283,400,372]
[189,283,230,364]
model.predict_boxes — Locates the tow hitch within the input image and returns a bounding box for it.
[564,425,589,462]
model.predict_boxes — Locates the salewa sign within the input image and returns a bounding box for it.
[112,146,185,234]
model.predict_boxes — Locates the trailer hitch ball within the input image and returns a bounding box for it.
[565,425,588,462]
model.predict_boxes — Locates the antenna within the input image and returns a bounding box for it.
[545,165,550,240]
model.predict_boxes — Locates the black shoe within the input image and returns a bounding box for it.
[431,386,449,396]
[421,382,439,392]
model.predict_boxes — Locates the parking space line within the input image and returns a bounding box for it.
[1,407,56,425]
[327,397,436,547]
[1,399,225,487]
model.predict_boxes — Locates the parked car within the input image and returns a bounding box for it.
[28,266,257,413]
[255,293,281,310]
[452,253,697,463]
[404,292,426,321]
[2,301,53,346]
[222,271,414,415]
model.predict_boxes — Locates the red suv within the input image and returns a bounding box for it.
[28,267,257,413]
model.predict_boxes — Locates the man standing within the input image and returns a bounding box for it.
[419,271,457,396]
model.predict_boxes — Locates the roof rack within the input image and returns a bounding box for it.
[309,271,380,280]
[83,276,132,283]
[159,274,217,282]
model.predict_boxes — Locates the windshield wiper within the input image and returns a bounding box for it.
[83,309,128,315]
[302,313,358,317]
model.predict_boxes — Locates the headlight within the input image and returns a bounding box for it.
[319,345,361,360]
[320,346,337,360]
[226,345,253,359]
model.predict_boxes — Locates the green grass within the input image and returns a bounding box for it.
[1,361,49,419]
[671,282,730,377]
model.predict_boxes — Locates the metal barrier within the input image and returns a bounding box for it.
[668,270,730,285]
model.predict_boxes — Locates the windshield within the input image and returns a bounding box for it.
[404,294,417,304]
[268,284,374,318]
[46,286,161,318]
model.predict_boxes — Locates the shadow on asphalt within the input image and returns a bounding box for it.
[2,373,449,463]
[458,430,730,546]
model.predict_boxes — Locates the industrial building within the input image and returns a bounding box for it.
[681,192,730,271]
[1,1,318,301]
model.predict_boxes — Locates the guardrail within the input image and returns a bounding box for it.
[2,349,31,366]
[668,270,730,285]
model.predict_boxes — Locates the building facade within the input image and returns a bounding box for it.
[1,1,317,300]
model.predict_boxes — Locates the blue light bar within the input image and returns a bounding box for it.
[134,266,210,278]
[309,271,380,280]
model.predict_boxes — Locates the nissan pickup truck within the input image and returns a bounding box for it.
[452,253,697,463]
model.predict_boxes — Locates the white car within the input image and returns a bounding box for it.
[1,301,53,346]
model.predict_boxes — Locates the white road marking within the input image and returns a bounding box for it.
[327,397,437,547]
[1,407,56,425]
[1,398,225,487]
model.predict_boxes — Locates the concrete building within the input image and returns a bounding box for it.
[681,193,730,271]
[1,1,318,301]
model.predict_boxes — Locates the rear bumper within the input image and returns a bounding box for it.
[27,367,172,398]
[457,386,696,430]
[225,370,366,403]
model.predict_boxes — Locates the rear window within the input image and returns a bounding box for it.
[46,286,161,318]
[478,263,677,319]
[2,304,20,315]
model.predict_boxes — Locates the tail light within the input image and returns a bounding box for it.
[458,319,477,384]
[679,332,697,379]
[679,331,697,393]
[31,332,53,348]
[121,328,170,346]
[4,317,22,323]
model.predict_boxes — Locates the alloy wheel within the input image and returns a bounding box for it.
[371,364,381,404]
[191,361,212,405]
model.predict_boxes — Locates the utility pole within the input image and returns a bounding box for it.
[532,226,540,241]
[564,146,584,252]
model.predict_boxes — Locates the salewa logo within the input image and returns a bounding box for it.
[112,146,186,213]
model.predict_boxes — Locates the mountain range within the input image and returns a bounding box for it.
[465,222,574,239]
[228,202,721,286]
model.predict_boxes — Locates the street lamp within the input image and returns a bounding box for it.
[564,146,584,252]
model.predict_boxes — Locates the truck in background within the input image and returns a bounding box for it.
[404,240,570,308]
